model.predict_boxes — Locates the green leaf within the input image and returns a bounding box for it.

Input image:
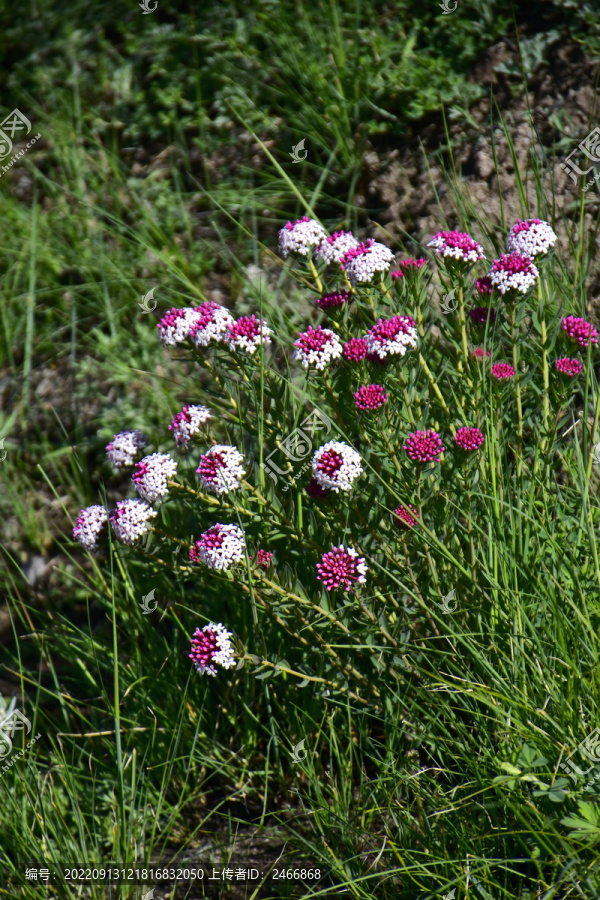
[561,801,600,841]
[499,762,522,776]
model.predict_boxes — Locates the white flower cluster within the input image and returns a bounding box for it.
[132,453,178,503]
[73,505,108,552]
[315,231,359,266]
[312,441,363,493]
[365,317,419,361]
[342,241,394,285]
[506,219,557,258]
[106,430,148,468]
[344,547,368,582]
[196,445,246,495]
[170,405,212,450]
[293,328,343,371]
[278,217,327,258]
[191,303,235,348]
[110,499,157,545]
[197,524,246,570]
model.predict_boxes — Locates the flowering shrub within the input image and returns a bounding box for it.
[72,212,598,719]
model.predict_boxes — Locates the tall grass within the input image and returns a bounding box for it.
[2,6,600,897]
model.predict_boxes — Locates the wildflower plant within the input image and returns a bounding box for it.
[71,208,600,717]
[60,191,600,896]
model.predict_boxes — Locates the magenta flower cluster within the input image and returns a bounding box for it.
[316,290,352,310]
[491,363,515,380]
[393,505,418,529]
[562,316,598,348]
[256,549,273,568]
[469,307,496,325]
[354,384,389,411]
[307,477,329,499]
[475,276,493,295]
[343,338,369,362]
[403,430,445,463]
[391,258,427,280]
[556,357,583,377]
[454,427,485,452]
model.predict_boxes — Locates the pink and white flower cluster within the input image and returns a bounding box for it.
[106,430,148,468]
[427,231,485,266]
[190,301,235,347]
[132,453,178,503]
[169,405,212,449]
[506,219,557,258]
[158,302,272,356]
[315,230,359,266]
[293,326,343,370]
[74,498,159,550]
[488,252,539,295]
[316,546,368,592]
[157,307,202,347]
[73,505,108,552]
[340,239,394,285]
[109,499,157,546]
[190,524,246,571]
[189,623,236,676]
[196,445,246,495]
[312,441,363,493]
[278,216,327,258]
[365,315,418,361]
[227,315,272,354]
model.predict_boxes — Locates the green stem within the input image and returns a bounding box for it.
[538,278,550,443]
[511,300,523,478]
[309,258,323,293]
[458,283,469,367]
[419,352,451,417]
[464,462,476,583]
[586,393,600,485]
